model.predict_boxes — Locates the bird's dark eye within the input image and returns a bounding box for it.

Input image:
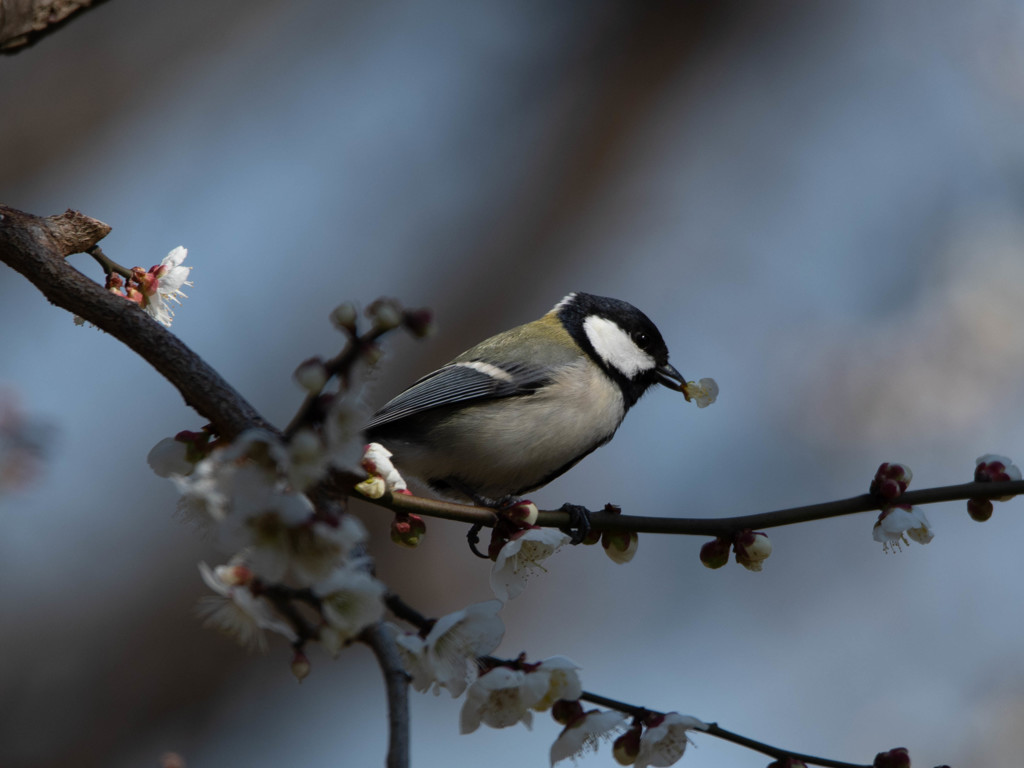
[633,331,649,347]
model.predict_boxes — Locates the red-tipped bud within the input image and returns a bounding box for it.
[967,497,993,522]
[700,537,731,569]
[551,698,585,726]
[872,747,910,768]
[975,454,1022,501]
[870,463,913,500]
[505,500,539,527]
[390,513,426,548]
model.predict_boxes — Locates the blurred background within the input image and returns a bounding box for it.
[3,1,1024,766]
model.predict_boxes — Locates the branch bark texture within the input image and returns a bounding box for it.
[0,0,110,53]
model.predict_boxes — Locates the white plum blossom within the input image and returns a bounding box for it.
[142,246,192,327]
[387,600,506,697]
[550,710,627,766]
[531,656,583,712]
[425,600,505,696]
[459,666,550,733]
[286,428,329,492]
[146,436,194,478]
[635,713,708,768]
[313,564,386,645]
[196,561,297,651]
[388,629,436,691]
[490,527,571,601]
[326,398,367,470]
[873,505,934,553]
[169,429,360,585]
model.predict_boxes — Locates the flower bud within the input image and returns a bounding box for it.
[294,358,329,393]
[700,537,731,569]
[402,308,435,338]
[391,513,427,548]
[967,497,993,522]
[551,698,584,726]
[975,454,1022,500]
[330,301,358,332]
[869,463,913,500]
[602,530,639,564]
[291,649,311,682]
[214,563,254,587]
[367,298,403,331]
[505,500,539,527]
[355,475,386,499]
[872,747,910,768]
[612,723,642,766]
[734,530,772,571]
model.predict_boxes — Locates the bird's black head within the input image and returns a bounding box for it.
[554,292,685,407]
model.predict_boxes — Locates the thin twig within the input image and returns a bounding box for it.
[353,476,1024,537]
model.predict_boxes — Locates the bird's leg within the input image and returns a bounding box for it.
[559,503,593,545]
[466,523,490,559]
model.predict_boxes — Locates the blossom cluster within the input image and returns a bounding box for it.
[149,427,385,653]
[868,463,933,553]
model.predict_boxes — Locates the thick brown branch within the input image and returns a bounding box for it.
[0,206,271,439]
[0,0,111,53]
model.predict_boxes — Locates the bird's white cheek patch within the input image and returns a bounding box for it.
[583,316,656,378]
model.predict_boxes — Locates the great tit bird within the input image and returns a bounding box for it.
[364,292,687,510]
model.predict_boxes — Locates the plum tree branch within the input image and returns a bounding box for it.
[0,206,272,440]
[353,476,1024,537]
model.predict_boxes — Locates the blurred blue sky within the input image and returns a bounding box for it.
[3,1,1024,767]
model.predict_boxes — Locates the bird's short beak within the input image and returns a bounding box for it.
[655,362,686,391]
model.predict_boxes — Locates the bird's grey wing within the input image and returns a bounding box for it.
[364,362,551,430]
